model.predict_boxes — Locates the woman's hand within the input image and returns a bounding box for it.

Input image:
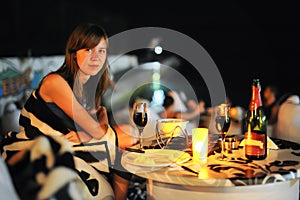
[63,130,92,143]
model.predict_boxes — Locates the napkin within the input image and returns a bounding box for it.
[239,136,279,150]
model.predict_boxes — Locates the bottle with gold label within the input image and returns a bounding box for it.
[244,78,267,160]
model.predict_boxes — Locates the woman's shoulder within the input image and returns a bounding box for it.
[44,73,65,82]
[39,73,72,102]
[41,73,68,88]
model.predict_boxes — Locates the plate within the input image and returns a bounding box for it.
[122,149,191,167]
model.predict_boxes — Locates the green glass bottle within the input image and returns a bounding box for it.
[244,78,267,160]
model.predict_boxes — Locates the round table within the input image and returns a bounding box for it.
[122,136,300,200]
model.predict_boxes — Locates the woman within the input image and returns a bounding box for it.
[0,23,130,200]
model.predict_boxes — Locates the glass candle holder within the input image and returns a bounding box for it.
[192,128,208,165]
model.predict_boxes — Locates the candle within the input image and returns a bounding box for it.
[192,128,208,165]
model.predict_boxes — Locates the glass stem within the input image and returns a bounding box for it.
[138,128,143,150]
[221,138,225,159]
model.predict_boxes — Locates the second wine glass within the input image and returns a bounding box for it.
[133,102,148,150]
[214,103,231,161]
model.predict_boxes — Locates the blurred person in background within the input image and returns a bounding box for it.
[263,85,279,125]
[159,93,206,134]
[228,106,245,135]
[160,94,205,120]
[159,94,176,118]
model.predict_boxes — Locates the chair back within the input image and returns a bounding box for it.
[274,94,300,143]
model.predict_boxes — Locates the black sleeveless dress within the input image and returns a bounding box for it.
[0,81,123,199]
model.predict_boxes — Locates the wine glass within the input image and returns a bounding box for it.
[133,102,148,151]
[214,103,231,161]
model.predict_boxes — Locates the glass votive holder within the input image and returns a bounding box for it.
[192,128,208,166]
[224,135,240,150]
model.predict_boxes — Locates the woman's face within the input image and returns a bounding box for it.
[76,37,108,83]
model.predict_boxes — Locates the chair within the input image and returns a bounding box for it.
[0,157,19,199]
[0,102,21,137]
[274,94,300,143]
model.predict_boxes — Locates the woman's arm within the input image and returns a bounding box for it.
[62,130,92,143]
[39,74,107,140]
[175,101,206,120]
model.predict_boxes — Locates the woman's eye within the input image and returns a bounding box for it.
[80,48,106,56]
[99,49,106,54]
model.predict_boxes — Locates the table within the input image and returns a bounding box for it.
[121,136,300,200]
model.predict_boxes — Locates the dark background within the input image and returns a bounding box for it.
[1,0,299,108]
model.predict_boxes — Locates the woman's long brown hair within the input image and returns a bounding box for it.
[54,23,110,110]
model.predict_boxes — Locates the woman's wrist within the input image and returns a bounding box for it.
[100,124,108,134]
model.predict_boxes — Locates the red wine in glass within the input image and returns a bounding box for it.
[215,104,231,161]
[133,102,148,150]
[133,112,148,127]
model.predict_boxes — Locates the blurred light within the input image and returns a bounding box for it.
[153,83,160,90]
[152,89,164,105]
[152,61,160,70]
[154,46,163,54]
[152,72,160,81]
